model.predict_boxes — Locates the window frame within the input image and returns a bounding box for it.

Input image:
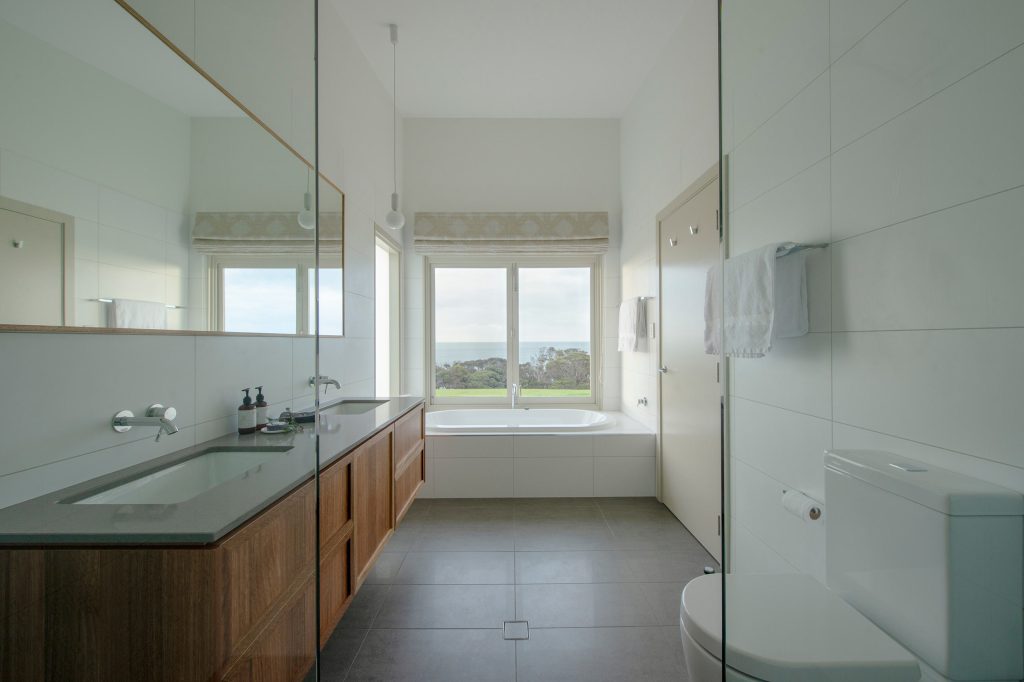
[209,254,332,335]
[426,254,601,408]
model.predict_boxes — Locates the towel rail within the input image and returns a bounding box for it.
[776,242,828,257]
[90,298,185,310]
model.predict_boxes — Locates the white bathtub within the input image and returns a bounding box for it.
[426,408,613,433]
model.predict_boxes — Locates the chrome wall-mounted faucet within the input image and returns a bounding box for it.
[309,375,341,393]
[111,404,180,442]
[511,383,520,409]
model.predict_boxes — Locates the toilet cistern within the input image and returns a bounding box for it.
[111,404,179,441]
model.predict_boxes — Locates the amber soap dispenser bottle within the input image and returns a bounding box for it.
[238,388,257,435]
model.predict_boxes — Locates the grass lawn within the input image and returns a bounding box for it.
[435,388,591,398]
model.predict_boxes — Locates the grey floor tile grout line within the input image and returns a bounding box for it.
[337,628,369,682]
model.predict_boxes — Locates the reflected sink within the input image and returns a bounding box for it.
[321,400,388,416]
[70,447,294,505]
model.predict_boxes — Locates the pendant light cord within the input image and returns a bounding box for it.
[392,27,398,195]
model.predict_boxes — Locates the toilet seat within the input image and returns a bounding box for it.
[680,573,921,682]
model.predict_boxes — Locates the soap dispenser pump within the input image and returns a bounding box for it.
[254,386,268,430]
[238,388,257,435]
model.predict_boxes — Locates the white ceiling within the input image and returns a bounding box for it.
[330,0,691,118]
[0,0,242,118]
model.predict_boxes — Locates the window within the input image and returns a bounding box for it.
[211,256,343,335]
[375,232,401,396]
[429,257,598,405]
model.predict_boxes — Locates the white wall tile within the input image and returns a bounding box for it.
[731,459,826,581]
[724,0,828,145]
[829,0,905,63]
[514,435,593,458]
[831,45,1024,240]
[97,263,165,304]
[428,435,513,459]
[195,336,294,421]
[98,187,166,240]
[593,434,656,458]
[0,333,195,478]
[831,0,1024,149]
[0,150,98,221]
[729,73,829,209]
[731,333,831,419]
[434,458,513,498]
[74,219,98,262]
[833,329,1024,467]
[97,224,165,274]
[514,458,594,497]
[730,397,832,500]
[594,457,655,496]
[833,187,1024,331]
[729,517,800,575]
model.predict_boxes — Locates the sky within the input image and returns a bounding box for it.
[434,267,589,343]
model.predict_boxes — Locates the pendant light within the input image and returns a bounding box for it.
[297,168,315,230]
[384,23,406,231]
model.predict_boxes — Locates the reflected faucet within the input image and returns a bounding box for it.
[111,404,180,442]
[309,375,341,393]
[511,383,520,409]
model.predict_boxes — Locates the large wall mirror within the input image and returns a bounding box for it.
[0,0,343,335]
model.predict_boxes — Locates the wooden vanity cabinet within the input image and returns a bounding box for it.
[393,406,426,524]
[352,427,394,587]
[0,403,426,682]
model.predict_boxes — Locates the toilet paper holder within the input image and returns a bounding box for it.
[782,489,822,521]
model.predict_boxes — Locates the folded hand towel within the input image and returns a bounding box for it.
[704,242,808,357]
[108,298,167,330]
[617,297,648,352]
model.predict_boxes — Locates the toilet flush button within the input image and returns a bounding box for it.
[888,462,928,472]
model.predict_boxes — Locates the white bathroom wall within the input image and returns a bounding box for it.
[0,18,194,328]
[399,118,622,408]
[618,0,720,431]
[724,0,1024,583]
[0,6,396,508]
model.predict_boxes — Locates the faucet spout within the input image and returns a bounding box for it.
[309,375,342,392]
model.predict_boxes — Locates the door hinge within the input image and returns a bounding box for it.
[716,209,722,243]
[717,514,722,536]
[716,362,720,383]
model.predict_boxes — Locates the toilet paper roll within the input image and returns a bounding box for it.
[782,489,822,523]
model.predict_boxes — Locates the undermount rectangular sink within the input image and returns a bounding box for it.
[70,447,294,505]
[322,399,388,416]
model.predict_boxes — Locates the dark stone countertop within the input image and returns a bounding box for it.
[0,397,423,545]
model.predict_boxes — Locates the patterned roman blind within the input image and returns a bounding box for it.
[191,212,342,255]
[413,212,609,254]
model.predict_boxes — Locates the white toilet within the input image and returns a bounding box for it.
[679,449,1024,682]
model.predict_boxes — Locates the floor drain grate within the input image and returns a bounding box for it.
[503,620,529,640]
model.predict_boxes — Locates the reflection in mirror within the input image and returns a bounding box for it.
[0,0,342,335]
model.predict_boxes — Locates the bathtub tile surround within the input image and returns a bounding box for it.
[319,497,710,681]
[723,0,1024,605]
[421,414,655,499]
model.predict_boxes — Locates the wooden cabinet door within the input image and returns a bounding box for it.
[319,536,352,646]
[352,428,394,585]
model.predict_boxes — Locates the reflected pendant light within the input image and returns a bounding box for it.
[384,23,406,231]
[297,168,315,230]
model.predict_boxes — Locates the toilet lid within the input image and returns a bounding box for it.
[680,573,920,682]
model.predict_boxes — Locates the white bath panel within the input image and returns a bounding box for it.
[434,458,513,498]
[594,457,655,496]
[514,458,594,498]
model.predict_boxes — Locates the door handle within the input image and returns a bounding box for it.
[658,366,668,374]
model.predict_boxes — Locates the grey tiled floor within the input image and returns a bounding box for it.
[319,497,716,681]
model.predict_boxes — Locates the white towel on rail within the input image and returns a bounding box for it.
[617,297,647,352]
[108,298,167,330]
[704,243,807,357]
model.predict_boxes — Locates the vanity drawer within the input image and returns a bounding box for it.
[394,406,424,470]
[394,445,425,525]
[319,455,352,546]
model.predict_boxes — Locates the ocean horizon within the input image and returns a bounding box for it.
[436,341,589,365]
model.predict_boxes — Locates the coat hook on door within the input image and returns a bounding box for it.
[668,237,678,247]
[689,225,699,235]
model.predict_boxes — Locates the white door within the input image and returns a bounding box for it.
[658,175,721,561]
[0,204,67,326]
